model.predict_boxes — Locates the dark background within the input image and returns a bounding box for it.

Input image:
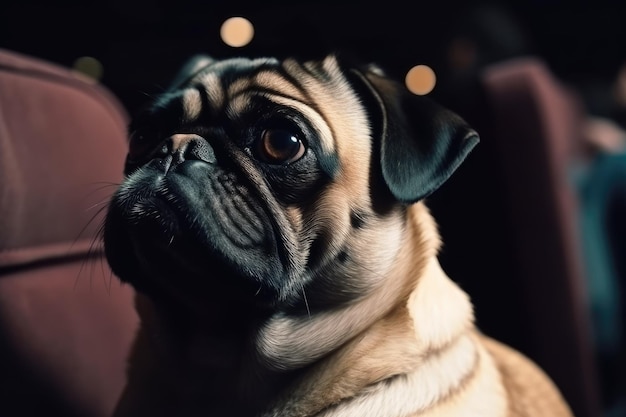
[2,0,625,119]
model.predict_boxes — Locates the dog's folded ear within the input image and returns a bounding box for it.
[167,54,216,91]
[351,66,479,204]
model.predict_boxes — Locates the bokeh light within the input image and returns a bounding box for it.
[72,56,103,82]
[405,65,436,96]
[220,17,254,48]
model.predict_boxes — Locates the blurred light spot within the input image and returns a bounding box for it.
[72,56,103,82]
[220,17,254,48]
[405,65,436,96]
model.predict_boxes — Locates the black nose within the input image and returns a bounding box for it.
[166,133,216,170]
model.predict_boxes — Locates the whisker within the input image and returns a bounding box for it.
[70,204,109,252]
[79,182,120,197]
[138,84,166,98]
[74,222,106,290]
[73,182,119,210]
[104,258,113,295]
[302,284,311,320]
[94,224,113,296]
[84,198,113,213]
[74,256,87,290]
[68,181,118,256]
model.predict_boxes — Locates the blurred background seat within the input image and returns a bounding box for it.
[0,48,138,417]
[481,56,602,417]
[431,56,612,417]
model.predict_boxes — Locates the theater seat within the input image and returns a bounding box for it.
[0,49,138,417]
[430,56,604,417]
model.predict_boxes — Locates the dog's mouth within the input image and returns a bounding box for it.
[103,157,289,308]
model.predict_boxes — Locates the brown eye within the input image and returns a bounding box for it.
[256,129,305,164]
[126,130,165,166]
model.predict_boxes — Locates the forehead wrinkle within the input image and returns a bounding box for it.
[181,88,202,122]
[194,72,224,110]
[227,78,252,100]
[224,87,312,124]
[227,94,251,118]
[253,70,306,102]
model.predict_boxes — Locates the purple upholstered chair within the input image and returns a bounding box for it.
[0,49,138,417]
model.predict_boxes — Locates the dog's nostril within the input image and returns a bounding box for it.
[167,133,216,165]
[187,140,216,164]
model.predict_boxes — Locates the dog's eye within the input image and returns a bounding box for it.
[256,129,305,165]
[127,131,160,164]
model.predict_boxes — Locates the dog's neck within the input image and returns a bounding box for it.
[257,204,479,416]
[253,203,466,368]
[125,203,480,416]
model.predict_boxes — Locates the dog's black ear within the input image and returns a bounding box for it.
[351,66,479,204]
[167,54,216,91]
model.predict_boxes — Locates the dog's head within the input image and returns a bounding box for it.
[103,54,478,315]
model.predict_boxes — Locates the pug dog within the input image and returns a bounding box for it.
[103,53,573,417]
